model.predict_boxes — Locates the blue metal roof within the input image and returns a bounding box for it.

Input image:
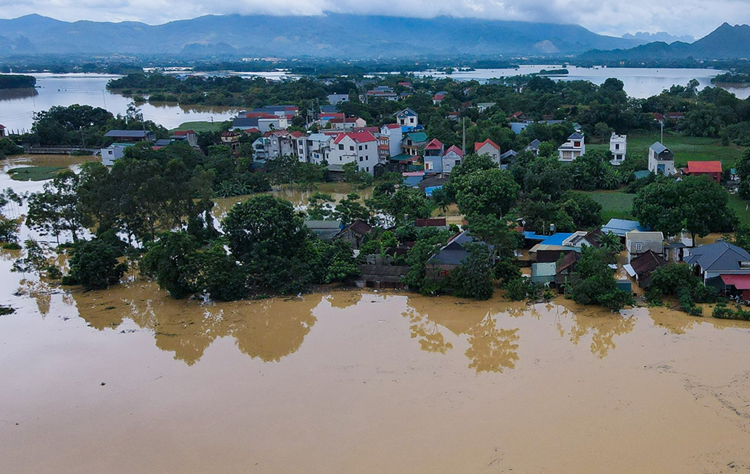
[523,232,574,245]
[601,219,645,236]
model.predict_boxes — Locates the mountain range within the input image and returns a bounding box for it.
[583,23,750,61]
[0,13,641,58]
[621,31,694,44]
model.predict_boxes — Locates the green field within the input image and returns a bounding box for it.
[588,131,744,169]
[7,166,67,181]
[729,193,750,227]
[582,190,635,223]
[170,121,227,133]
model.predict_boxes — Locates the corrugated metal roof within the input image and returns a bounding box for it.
[685,241,750,273]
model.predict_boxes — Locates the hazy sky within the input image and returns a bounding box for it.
[0,0,744,38]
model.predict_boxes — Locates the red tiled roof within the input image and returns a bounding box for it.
[444,145,464,158]
[329,117,360,123]
[290,131,305,138]
[424,138,444,150]
[333,131,377,144]
[384,123,401,129]
[245,127,260,134]
[321,113,345,119]
[651,112,665,121]
[687,161,722,173]
[474,139,500,152]
[172,130,193,136]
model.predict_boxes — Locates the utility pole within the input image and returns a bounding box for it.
[462,117,466,156]
[660,120,664,144]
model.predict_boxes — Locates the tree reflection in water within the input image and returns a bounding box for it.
[73,282,322,365]
[464,312,520,373]
[403,308,454,354]
[564,311,636,358]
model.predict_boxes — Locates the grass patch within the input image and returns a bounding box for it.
[581,190,635,222]
[588,130,744,169]
[728,193,750,227]
[171,121,227,133]
[7,166,67,181]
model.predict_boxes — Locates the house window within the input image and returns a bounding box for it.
[366,167,369,172]
[339,144,344,150]
[350,146,354,151]
[635,243,643,251]
[365,144,368,149]
[359,145,362,151]
[455,160,461,166]
[615,144,620,150]
[425,162,431,170]
[359,157,363,162]
[574,141,580,147]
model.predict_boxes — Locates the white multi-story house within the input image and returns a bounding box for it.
[626,231,665,263]
[648,142,676,176]
[610,133,627,165]
[326,132,379,175]
[253,130,299,161]
[380,123,403,157]
[441,145,464,174]
[329,117,367,131]
[296,133,333,164]
[558,132,585,161]
[474,139,502,166]
[258,117,289,133]
[395,108,419,130]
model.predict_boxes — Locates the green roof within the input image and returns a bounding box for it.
[406,132,428,143]
[633,170,651,179]
[390,154,415,162]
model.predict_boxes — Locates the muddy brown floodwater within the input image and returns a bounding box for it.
[2,264,750,473]
[2,154,750,472]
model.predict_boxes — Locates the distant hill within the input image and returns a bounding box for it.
[0,13,640,58]
[622,31,694,44]
[583,23,750,61]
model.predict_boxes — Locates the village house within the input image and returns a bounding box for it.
[423,139,445,173]
[395,108,419,131]
[624,250,667,288]
[685,161,722,183]
[685,241,750,294]
[327,93,349,105]
[555,252,582,289]
[426,231,487,279]
[474,139,502,166]
[104,130,155,143]
[220,131,241,155]
[252,130,298,161]
[432,91,448,105]
[334,219,373,250]
[558,132,585,161]
[100,143,131,165]
[367,86,398,101]
[304,220,342,242]
[329,117,367,131]
[610,133,627,165]
[296,133,332,164]
[441,145,464,174]
[355,265,410,290]
[525,139,542,155]
[380,123,403,158]
[327,131,379,175]
[402,131,428,157]
[251,105,299,119]
[0,124,6,137]
[625,231,664,263]
[601,218,646,239]
[499,150,518,169]
[171,130,198,148]
[648,142,676,176]
[477,102,496,113]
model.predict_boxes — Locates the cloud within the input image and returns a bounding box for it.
[0,0,746,38]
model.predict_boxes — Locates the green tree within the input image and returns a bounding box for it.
[454,169,519,218]
[26,170,87,243]
[139,231,199,298]
[450,242,494,300]
[64,237,128,290]
[335,193,371,227]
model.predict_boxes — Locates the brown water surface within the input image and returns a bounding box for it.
[2,269,750,473]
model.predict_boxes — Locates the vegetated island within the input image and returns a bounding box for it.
[712,72,750,87]
[534,68,569,76]
[0,74,37,89]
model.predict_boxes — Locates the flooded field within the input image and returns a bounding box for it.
[2,154,750,473]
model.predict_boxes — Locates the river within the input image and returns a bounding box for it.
[0,73,243,134]
[412,65,750,100]
[2,67,750,133]
[1,155,750,472]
